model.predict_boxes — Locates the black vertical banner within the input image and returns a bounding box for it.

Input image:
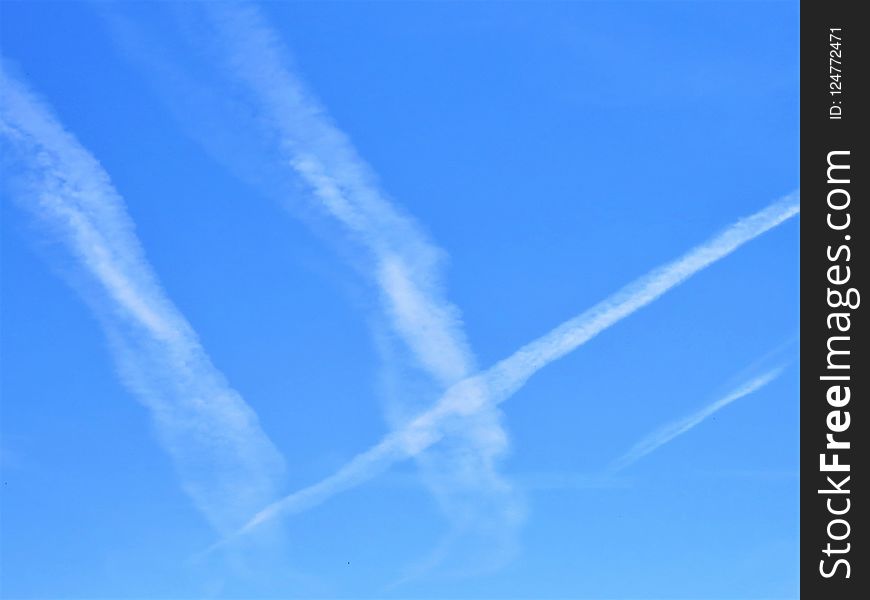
[801,1,866,597]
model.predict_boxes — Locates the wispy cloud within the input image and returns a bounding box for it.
[0,67,285,534]
[609,367,786,473]
[226,191,799,540]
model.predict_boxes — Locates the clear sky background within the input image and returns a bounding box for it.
[1,2,798,599]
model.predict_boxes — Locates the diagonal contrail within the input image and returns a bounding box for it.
[0,67,286,535]
[196,1,479,389]
[225,191,799,540]
[609,366,786,473]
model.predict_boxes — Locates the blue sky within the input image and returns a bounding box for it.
[1,2,799,598]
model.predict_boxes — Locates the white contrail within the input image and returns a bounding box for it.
[224,191,799,540]
[198,1,478,389]
[0,68,286,535]
[609,367,786,472]
[483,193,799,400]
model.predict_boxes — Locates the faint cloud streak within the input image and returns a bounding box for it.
[609,366,786,473]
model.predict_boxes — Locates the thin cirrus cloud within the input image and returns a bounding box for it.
[226,191,800,542]
[0,66,286,535]
[103,0,525,557]
[608,366,787,473]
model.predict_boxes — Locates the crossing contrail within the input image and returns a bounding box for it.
[106,0,523,549]
[226,191,799,540]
